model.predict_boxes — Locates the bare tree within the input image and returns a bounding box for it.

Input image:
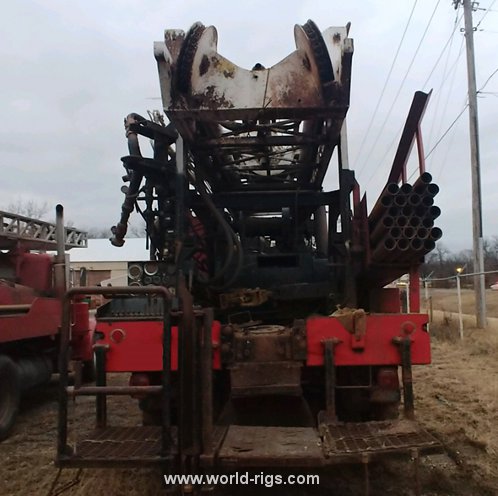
[4,199,49,219]
[87,227,112,239]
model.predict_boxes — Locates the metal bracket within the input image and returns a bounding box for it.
[322,338,342,422]
[393,336,415,420]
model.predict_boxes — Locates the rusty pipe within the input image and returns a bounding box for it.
[397,238,410,252]
[369,183,399,225]
[417,227,429,239]
[401,205,413,217]
[423,239,436,252]
[426,183,439,197]
[408,216,421,228]
[421,195,434,207]
[414,206,426,217]
[390,226,402,238]
[370,216,395,245]
[412,173,432,195]
[428,205,441,219]
[410,238,424,251]
[415,182,439,197]
[372,237,396,261]
[429,227,443,241]
[394,194,408,207]
[403,226,416,239]
[421,217,434,228]
[399,183,412,194]
[396,216,408,228]
[407,193,421,206]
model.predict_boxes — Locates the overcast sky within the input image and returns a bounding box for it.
[2,0,497,252]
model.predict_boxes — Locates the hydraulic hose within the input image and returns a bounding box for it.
[110,113,147,247]
[195,178,243,289]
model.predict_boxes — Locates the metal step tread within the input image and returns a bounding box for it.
[216,421,441,467]
[322,420,440,458]
[58,426,170,467]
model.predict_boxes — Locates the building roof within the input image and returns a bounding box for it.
[69,238,149,262]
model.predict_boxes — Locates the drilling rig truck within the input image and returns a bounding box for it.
[55,20,443,492]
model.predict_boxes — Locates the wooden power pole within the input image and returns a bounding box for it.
[458,0,487,328]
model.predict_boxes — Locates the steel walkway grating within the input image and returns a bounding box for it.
[323,420,440,456]
[74,426,163,460]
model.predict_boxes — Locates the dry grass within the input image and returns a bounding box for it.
[427,288,498,319]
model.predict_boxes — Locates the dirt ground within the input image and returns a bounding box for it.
[1,297,498,495]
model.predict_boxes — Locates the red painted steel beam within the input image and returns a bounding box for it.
[387,91,431,185]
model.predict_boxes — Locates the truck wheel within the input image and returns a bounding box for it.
[0,355,21,441]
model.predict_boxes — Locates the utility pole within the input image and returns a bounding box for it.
[454,0,486,328]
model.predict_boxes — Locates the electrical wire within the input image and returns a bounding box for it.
[476,0,497,29]
[422,9,463,89]
[424,103,469,159]
[359,0,442,186]
[352,0,419,172]
[478,66,498,92]
[427,28,465,160]
[436,113,464,181]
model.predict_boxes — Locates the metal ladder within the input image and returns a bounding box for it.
[0,209,87,250]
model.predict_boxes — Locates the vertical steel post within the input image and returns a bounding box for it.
[54,205,67,298]
[201,309,214,455]
[95,346,107,428]
[175,135,186,247]
[57,295,71,458]
[424,279,429,315]
[161,300,172,456]
[409,266,420,312]
[456,273,464,340]
[323,339,338,422]
[400,338,415,420]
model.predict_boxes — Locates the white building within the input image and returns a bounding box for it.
[69,238,149,286]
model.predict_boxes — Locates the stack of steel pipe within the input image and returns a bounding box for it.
[368,172,442,264]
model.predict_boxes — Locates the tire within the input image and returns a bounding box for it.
[0,355,21,441]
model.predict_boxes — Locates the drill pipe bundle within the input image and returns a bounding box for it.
[368,172,442,264]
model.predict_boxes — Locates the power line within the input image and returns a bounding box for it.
[427,32,465,162]
[352,0,419,172]
[427,91,468,181]
[478,66,498,91]
[422,9,463,89]
[359,0,442,185]
[424,103,469,159]
[436,108,465,181]
[476,0,497,28]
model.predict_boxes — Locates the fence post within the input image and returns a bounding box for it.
[456,271,464,340]
[424,279,430,320]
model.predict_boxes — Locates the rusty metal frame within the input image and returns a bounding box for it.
[57,285,172,464]
[387,91,432,186]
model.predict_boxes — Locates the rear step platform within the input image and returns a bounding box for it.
[57,421,440,469]
[215,420,440,468]
[57,426,169,468]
